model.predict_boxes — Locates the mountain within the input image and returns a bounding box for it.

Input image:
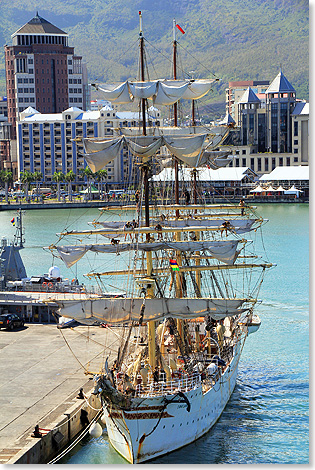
[0,0,308,118]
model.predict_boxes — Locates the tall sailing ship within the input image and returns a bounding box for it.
[49,13,273,463]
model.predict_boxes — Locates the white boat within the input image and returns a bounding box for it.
[49,13,272,463]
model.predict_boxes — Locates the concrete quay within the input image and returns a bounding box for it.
[0,323,120,464]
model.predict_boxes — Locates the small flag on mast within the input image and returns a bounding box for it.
[10,218,15,226]
[176,24,185,34]
[170,259,180,271]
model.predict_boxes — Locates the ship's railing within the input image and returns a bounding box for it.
[134,372,203,398]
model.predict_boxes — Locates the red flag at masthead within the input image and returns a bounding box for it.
[176,24,185,34]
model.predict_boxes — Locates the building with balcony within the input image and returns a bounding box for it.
[17,105,162,186]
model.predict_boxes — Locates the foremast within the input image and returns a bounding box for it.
[139,11,156,370]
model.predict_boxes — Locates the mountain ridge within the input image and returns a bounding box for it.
[0,0,308,118]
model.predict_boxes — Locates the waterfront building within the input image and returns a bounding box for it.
[225,80,270,124]
[291,101,309,165]
[4,13,88,140]
[259,165,309,196]
[222,71,308,175]
[17,106,162,186]
[265,70,296,153]
[151,166,257,198]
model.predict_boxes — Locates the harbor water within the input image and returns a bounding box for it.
[0,203,309,464]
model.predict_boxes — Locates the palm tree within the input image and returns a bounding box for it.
[95,169,108,199]
[65,170,76,202]
[81,167,94,201]
[33,171,43,202]
[53,171,64,202]
[20,170,34,202]
[0,170,13,203]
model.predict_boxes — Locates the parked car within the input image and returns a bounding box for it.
[0,313,24,330]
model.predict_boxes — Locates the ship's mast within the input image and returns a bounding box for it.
[139,11,156,370]
[14,208,24,248]
[173,20,180,214]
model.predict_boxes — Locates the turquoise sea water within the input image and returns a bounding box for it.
[0,204,309,464]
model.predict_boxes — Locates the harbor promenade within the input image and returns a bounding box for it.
[0,323,118,464]
[0,195,308,212]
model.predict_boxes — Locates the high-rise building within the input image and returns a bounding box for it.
[5,13,87,139]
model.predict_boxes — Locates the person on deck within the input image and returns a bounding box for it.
[184,189,190,205]
[239,199,245,216]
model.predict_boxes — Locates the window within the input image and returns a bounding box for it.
[294,140,298,145]
[286,157,290,166]
[264,158,269,172]
[24,78,28,83]
[29,78,34,83]
[18,78,23,83]
[272,158,276,170]
[29,69,33,74]
[250,158,255,170]
[294,149,298,154]
[294,157,298,162]
[69,79,73,84]
[242,158,246,167]
[294,121,298,137]
[24,88,29,93]
[279,157,283,166]
[242,149,246,155]
[235,158,239,167]
[257,158,261,172]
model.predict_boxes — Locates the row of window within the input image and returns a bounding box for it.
[18,88,35,94]
[17,78,35,84]
[233,156,299,172]
[69,88,82,94]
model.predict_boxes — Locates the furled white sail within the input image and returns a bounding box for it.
[128,81,158,99]
[181,79,216,100]
[81,134,209,171]
[97,82,132,104]
[56,297,248,324]
[83,138,124,172]
[95,79,215,106]
[56,240,240,268]
[163,134,207,167]
[125,136,163,159]
[154,80,190,105]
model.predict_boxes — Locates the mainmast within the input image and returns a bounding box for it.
[139,11,155,370]
[173,19,180,213]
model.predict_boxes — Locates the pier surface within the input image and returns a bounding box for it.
[0,323,119,463]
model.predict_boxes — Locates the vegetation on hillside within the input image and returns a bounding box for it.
[0,0,308,116]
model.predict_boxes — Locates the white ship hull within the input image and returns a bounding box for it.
[103,346,240,463]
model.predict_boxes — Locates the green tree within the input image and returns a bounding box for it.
[65,170,76,202]
[81,167,94,201]
[20,170,34,202]
[95,169,108,199]
[53,171,64,202]
[33,171,43,202]
[0,169,13,203]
